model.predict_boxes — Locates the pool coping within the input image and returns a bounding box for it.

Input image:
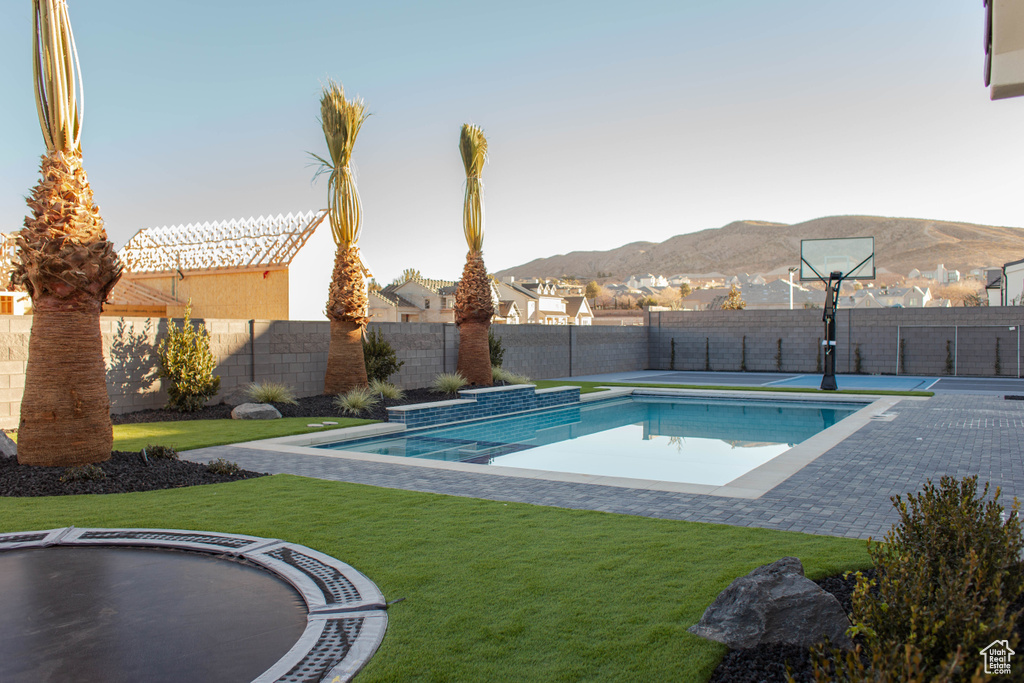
[226,387,917,499]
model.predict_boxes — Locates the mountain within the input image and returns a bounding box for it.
[494,216,1024,282]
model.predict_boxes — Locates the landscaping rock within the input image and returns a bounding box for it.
[230,403,282,420]
[0,432,15,458]
[688,556,853,650]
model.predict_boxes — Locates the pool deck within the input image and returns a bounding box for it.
[187,372,1024,541]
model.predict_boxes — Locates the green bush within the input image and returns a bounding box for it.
[142,444,179,461]
[60,464,106,483]
[206,458,241,476]
[489,330,505,368]
[245,381,298,405]
[334,387,380,416]
[363,328,404,383]
[368,378,404,400]
[812,476,1023,681]
[157,301,220,412]
[433,372,467,395]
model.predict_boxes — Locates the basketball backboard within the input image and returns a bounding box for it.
[800,237,875,282]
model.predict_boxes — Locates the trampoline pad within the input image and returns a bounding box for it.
[0,546,307,683]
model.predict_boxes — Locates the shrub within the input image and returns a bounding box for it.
[812,475,1023,681]
[670,338,676,370]
[854,344,863,374]
[333,387,380,416]
[368,378,404,400]
[206,458,241,476]
[157,301,220,412]
[433,372,467,395]
[945,340,954,375]
[489,330,505,368]
[245,381,298,405]
[775,338,782,372]
[363,328,404,383]
[60,464,105,483]
[493,366,531,385]
[142,444,179,461]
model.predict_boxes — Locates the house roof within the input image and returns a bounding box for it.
[564,296,591,317]
[384,276,457,295]
[373,289,420,309]
[498,300,520,318]
[119,210,329,274]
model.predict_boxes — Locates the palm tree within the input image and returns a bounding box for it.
[315,81,370,394]
[455,124,493,386]
[12,0,122,466]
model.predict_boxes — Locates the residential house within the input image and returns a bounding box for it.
[564,297,594,325]
[995,257,1024,305]
[497,281,571,324]
[986,268,1004,306]
[0,233,30,315]
[369,276,508,323]
[740,280,820,310]
[626,274,668,289]
[113,210,335,320]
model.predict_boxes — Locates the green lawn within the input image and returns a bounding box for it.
[0,475,870,682]
[108,417,376,452]
[533,379,932,398]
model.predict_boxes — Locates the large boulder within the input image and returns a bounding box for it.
[688,557,853,650]
[230,403,282,420]
[0,431,15,458]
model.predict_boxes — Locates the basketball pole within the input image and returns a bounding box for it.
[801,252,874,391]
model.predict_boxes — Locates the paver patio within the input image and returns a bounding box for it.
[187,374,1024,540]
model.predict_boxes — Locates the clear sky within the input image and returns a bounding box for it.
[1,1,1021,284]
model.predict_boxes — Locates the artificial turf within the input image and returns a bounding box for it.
[532,379,933,397]
[107,417,376,452]
[0,475,871,682]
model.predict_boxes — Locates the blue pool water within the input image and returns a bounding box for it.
[317,396,863,486]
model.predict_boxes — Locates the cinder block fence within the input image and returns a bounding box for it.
[1,306,1021,428]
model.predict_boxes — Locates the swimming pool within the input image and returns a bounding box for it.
[316,395,865,487]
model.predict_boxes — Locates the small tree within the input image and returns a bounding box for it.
[585,280,600,301]
[489,329,505,368]
[157,301,220,412]
[721,285,746,310]
[679,282,692,298]
[363,327,404,383]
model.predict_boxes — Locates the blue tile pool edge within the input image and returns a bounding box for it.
[225,389,911,500]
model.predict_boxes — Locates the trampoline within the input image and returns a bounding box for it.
[0,528,388,683]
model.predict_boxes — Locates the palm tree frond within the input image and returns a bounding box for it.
[459,124,488,252]
[33,0,84,154]
[318,79,369,248]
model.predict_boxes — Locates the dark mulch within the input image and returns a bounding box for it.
[0,450,265,498]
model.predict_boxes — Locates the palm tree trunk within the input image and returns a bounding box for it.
[456,319,492,386]
[17,301,112,466]
[324,321,367,394]
[323,245,369,394]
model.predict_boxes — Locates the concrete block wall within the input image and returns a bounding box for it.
[0,318,647,428]
[647,308,1024,377]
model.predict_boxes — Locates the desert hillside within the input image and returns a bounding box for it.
[495,216,1024,281]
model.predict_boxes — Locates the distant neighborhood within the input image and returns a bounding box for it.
[2,213,1023,324]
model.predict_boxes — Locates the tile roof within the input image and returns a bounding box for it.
[118,210,328,273]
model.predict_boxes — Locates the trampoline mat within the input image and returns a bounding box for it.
[0,546,308,683]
